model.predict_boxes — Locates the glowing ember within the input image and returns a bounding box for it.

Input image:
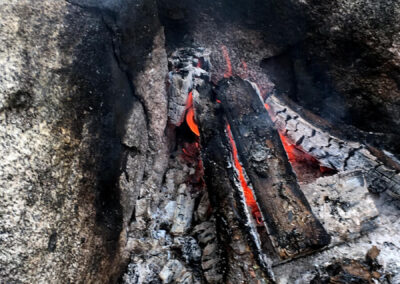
[226,124,261,223]
[181,141,205,188]
[264,102,296,161]
[182,141,200,163]
[221,45,232,78]
[279,133,297,162]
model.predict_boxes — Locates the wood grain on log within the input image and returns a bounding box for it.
[216,77,331,260]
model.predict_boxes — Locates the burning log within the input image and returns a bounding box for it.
[216,76,331,260]
[266,94,400,198]
[194,84,274,282]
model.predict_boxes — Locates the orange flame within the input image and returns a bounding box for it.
[184,91,200,136]
[186,108,200,136]
[226,124,261,223]
[221,45,232,78]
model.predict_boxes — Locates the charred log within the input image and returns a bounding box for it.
[216,76,331,260]
[266,94,400,198]
[194,83,273,283]
[167,48,211,126]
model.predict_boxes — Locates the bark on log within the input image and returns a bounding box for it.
[194,83,273,283]
[216,76,331,260]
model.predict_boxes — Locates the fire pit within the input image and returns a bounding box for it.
[119,1,400,282]
[157,44,400,282]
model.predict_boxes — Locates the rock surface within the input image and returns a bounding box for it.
[263,0,400,154]
[301,0,400,136]
[0,0,149,282]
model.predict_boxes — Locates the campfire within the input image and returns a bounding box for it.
[3,1,400,283]
[162,46,400,282]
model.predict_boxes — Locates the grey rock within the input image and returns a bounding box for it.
[0,1,147,282]
[121,99,148,151]
[66,0,125,12]
[298,0,400,138]
[120,150,147,226]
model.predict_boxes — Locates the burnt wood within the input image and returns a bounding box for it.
[216,76,331,260]
[266,94,400,198]
[194,84,274,283]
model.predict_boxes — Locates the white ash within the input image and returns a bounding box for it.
[171,184,196,235]
[173,237,202,263]
[242,86,400,280]
[159,260,185,283]
[123,153,221,283]
[273,177,400,283]
[300,170,379,245]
